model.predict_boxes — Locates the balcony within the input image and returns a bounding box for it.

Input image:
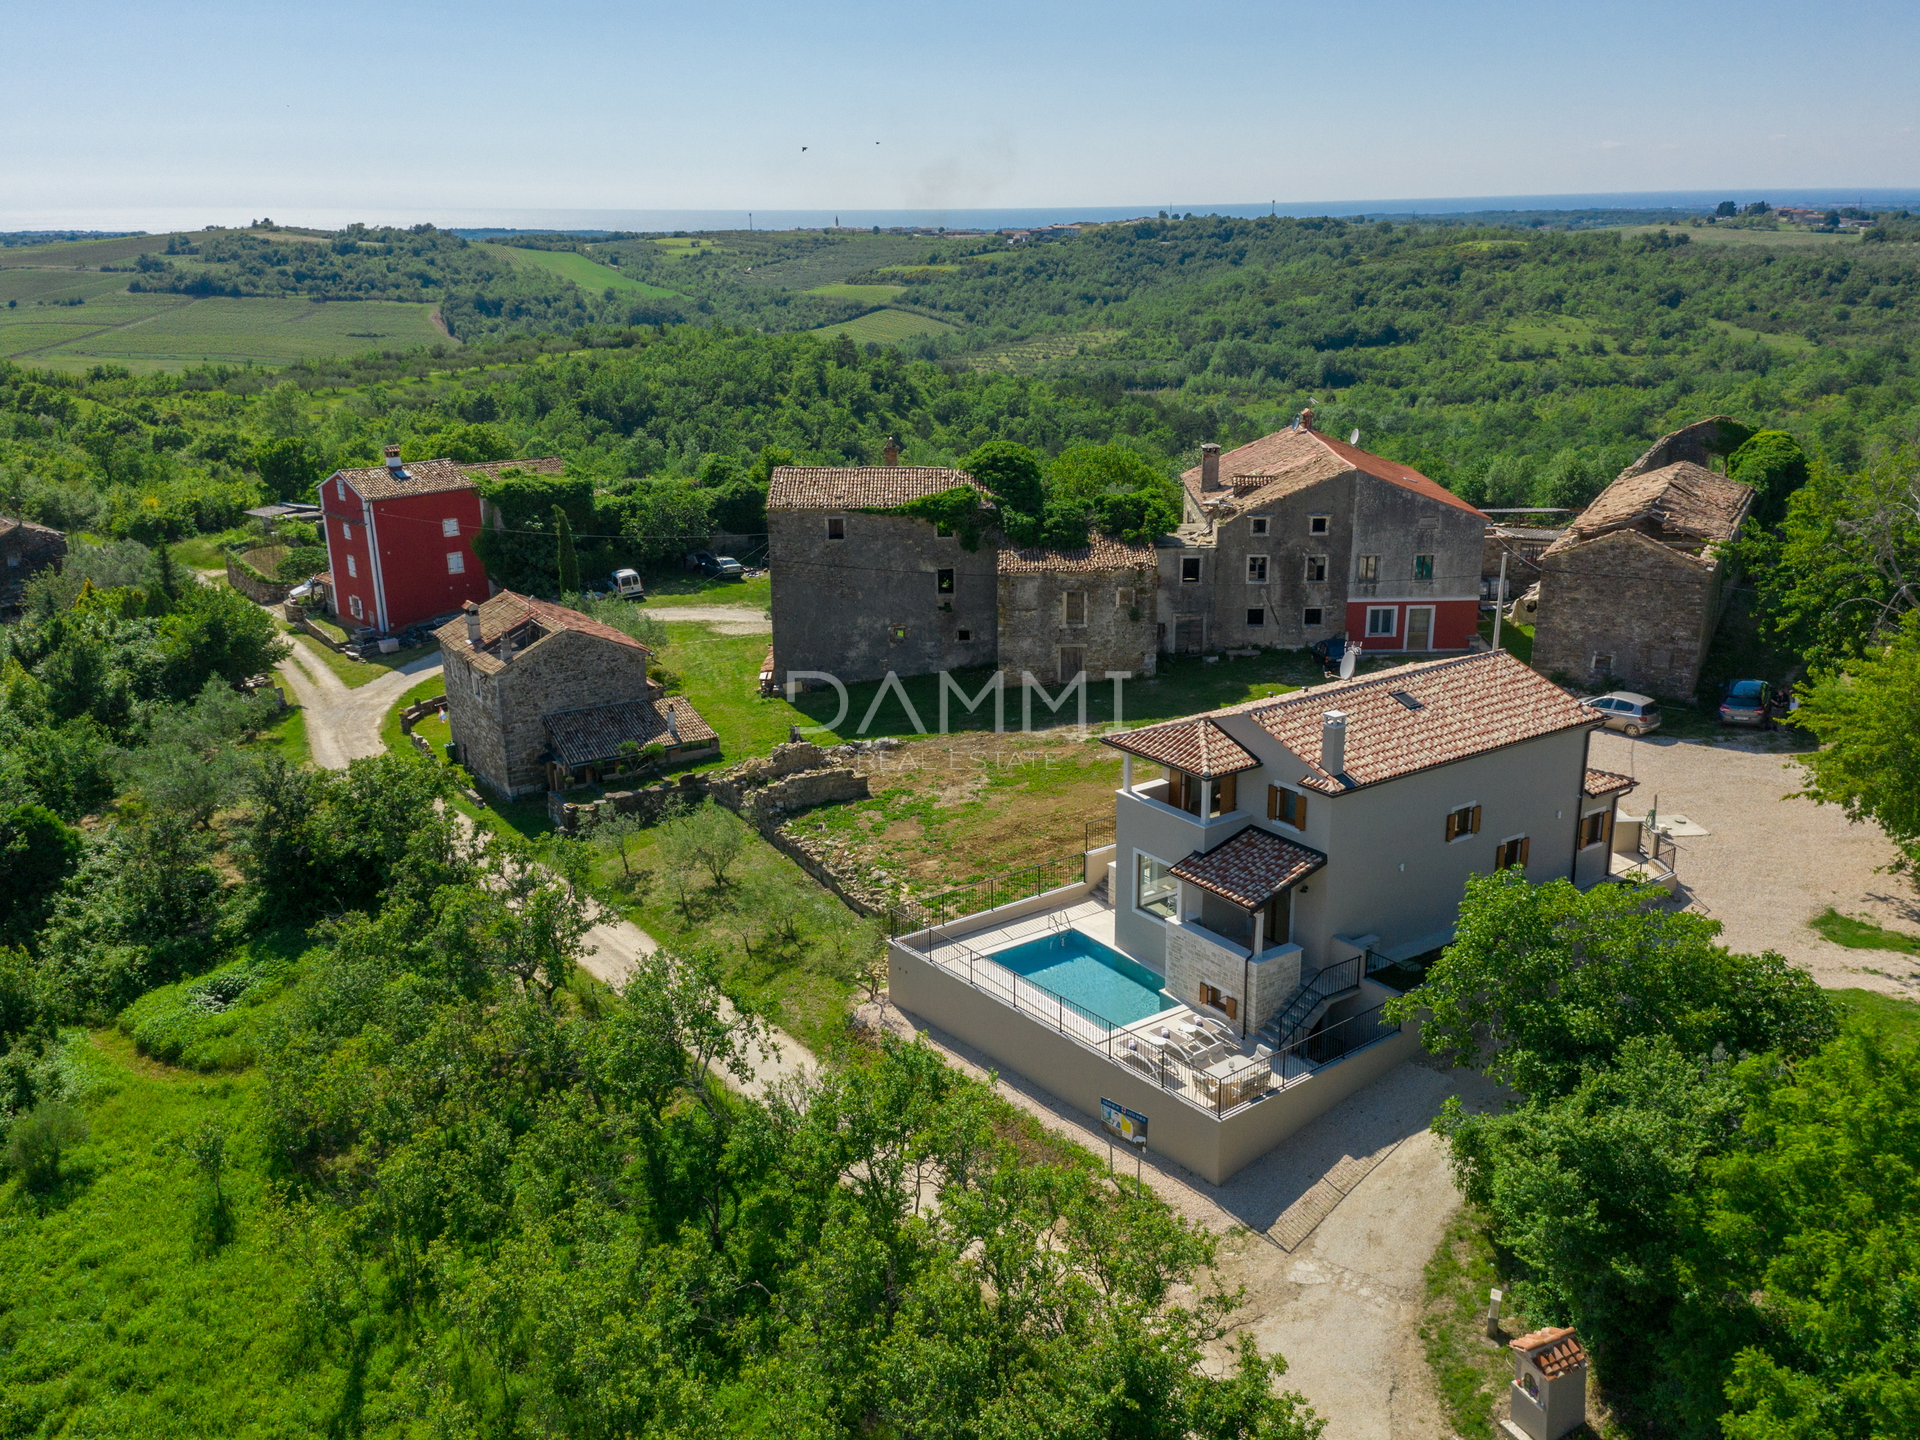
[1118,777,1246,831]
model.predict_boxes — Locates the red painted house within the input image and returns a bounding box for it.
[320,447,562,633]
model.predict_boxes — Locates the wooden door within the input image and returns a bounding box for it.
[1175,616,1204,653]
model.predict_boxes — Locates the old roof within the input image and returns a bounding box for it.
[432,590,651,676]
[544,696,717,769]
[768,465,984,511]
[333,454,564,503]
[1105,717,1261,778]
[1583,768,1637,797]
[1543,461,1752,559]
[1180,425,1483,518]
[998,535,1159,574]
[1168,825,1327,908]
[1248,650,1600,795]
[0,514,66,543]
[1510,1327,1589,1379]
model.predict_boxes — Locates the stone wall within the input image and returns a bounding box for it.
[1530,528,1727,697]
[225,552,295,605]
[1164,921,1301,1038]
[996,564,1159,684]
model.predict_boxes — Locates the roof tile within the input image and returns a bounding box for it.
[544,696,717,769]
[1180,426,1482,518]
[1106,717,1261,778]
[433,590,651,675]
[1169,826,1328,908]
[335,455,563,503]
[1583,767,1636,797]
[998,535,1159,574]
[1543,461,1752,559]
[768,466,984,511]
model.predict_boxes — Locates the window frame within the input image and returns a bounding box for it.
[1357,554,1379,581]
[1248,515,1270,535]
[1180,556,1202,583]
[826,515,846,540]
[1058,645,1086,681]
[1302,606,1324,627]
[342,521,352,540]
[348,594,363,619]
[1246,555,1269,584]
[1304,554,1327,583]
[1269,784,1308,831]
[1246,607,1265,628]
[1308,514,1330,535]
[936,567,955,595]
[1198,982,1239,1021]
[346,554,358,578]
[441,516,461,538]
[1062,589,1087,626]
[1365,605,1397,637]
[956,627,972,642]
[1580,810,1611,848]
[1495,835,1531,871]
[1135,850,1179,922]
[1444,803,1482,842]
[1412,553,1435,581]
[446,551,465,575]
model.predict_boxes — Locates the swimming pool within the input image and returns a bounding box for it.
[988,930,1170,1027]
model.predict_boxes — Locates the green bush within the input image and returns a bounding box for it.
[6,1098,87,1189]
[117,947,302,1071]
[272,546,327,583]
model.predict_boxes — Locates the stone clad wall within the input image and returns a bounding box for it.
[995,564,1159,683]
[1163,922,1301,1038]
[1531,529,1725,697]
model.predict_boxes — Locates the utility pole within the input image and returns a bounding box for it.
[1492,550,1508,651]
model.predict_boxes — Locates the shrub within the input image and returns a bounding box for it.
[6,1098,87,1189]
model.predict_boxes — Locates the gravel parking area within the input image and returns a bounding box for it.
[1589,728,1920,996]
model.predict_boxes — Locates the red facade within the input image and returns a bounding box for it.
[322,472,490,633]
[1342,597,1480,654]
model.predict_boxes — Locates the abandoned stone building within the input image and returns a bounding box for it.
[1530,420,1756,697]
[1167,415,1487,655]
[435,590,718,799]
[996,536,1161,684]
[0,514,66,612]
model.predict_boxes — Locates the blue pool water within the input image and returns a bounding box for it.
[989,931,1170,1027]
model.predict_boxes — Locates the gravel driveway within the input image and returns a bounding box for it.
[275,638,442,770]
[1588,729,1920,996]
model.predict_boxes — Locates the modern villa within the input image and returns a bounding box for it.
[888,650,1639,1182]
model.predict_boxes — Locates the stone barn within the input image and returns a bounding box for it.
[996,537,1160,685]
[0,514,66,611]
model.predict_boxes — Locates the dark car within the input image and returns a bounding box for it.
[1718,679,1775,729]
[688,551,745,580]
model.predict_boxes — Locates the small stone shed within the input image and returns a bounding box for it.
[996,535,1160,684]
[0,514,66,610]
[1530,423,1755,697]
[435,591,718,799]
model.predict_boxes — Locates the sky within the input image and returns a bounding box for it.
[4,0,1919,230]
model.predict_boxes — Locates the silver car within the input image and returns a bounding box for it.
[1582,691,1662,737]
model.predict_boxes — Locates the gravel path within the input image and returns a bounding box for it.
[1589,729,1920,996]
[275,638,442,770]
[639,604,769,634]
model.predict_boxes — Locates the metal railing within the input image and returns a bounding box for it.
[1265,955,1363,1048]
[901,927,1404,1121]
[887,850,1097,938]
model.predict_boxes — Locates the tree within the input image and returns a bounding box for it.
[1791,611,1920,879]
[658,799,745,887]
[553,503,581,594]
[962,440,1047,518]
[0,803,83,946]
[1728,430,1810,525]
[1390,868,1836,1099]
[158,582,290,698]
[253,436,329,503]
[142,541,185,609]
[6,1098,87,1190]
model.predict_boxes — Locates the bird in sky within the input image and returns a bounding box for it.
[801,146,808,151]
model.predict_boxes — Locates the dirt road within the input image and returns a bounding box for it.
[275,639,442,770]
[639,604,769,634]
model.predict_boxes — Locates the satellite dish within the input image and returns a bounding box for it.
[1339,639,1359,679]
[1349,428,1361,445]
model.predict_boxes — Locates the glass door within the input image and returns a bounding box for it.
[1406,605,1433,651]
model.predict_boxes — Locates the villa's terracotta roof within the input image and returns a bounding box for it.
[1583,768,1637,797]
[333,455,562,502]
[1105,717,1261,778]
[1169,825,1327,909]
[433,591,651,676]
[768,466,984,510]
[544,696,717,769]
[998,535,1158,574]
[1510,1327,1588,1379]
[1248,650,1600,795]
[1181,425,1482,518]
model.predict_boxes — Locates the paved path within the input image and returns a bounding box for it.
[275,638,442,770]
[1589,729,1920,996]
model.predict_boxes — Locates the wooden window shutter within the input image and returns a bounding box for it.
[1445,811,1458,842]
[1471,805,1483,834]
[1268,785,1279,819]
[1217,773,1237,813]
[1222,994,1238,1020]
[1518,836,1530,867]
[1602,810,1613,845]
[1294,792,1306,828]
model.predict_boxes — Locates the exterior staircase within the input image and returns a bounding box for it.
[1258,955,1363,1052]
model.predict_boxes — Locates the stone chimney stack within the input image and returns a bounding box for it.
[1320,710,1348,779]
[384,444,404,472]
[463,600,482,649]
[882,437,901,467]
[666,706,681,742]
[1299,407,1316,432]
[1200,443,1221,492]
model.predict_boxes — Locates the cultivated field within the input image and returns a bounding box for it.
[8,295,449,370]
[1621,225,1864,247]
[496,245,682,297]
[962,328,1127,371]
[0,228,324,270]
[805,282,907,304]
[736,235,959,290]
[811,308,958,343]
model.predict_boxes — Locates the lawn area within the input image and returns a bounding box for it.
[805,283,908,305]
[1621,225,1862,248]
[496,245,682,298]
[962,329,1127,373]
[640,571,771,606]
[1812,912,1920,957]
[1479,612,1532,663]
[169,528,251,570]
[1703,317,1817,352]
[1833,987,1920,1037]
[292,631,437,688]
[26,296,450,372]
[811,308,959,344]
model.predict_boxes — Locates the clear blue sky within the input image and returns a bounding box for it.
[5,0,1917,228]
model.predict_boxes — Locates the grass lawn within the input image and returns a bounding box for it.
[811,308,959,344]
[498,245,682,298]
[1834,987,1920,1038]
[292,632,437,688]
[1813,912,1920,956]
[640,572,771,606]
[1479,613,1532,664]
[252,698,309,765]
[168,528,251,570]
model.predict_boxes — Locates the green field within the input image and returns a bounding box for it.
[806,282,908,304]
[1621,225,1864,248]
[811,307,959,343]
[963,328,1126,372]
[7,295,449,370]
[0,228,326,270]
[0,268,139,304]
[496,245,682,297]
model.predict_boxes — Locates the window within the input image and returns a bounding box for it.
[346,555,358,578]
[1115,586,1134,609]
[826,516,846,540]
[337,478,347,500]
[889,625,907,643]
[1246,607,1265,627]
[447,551,465,575]
[956,628,971,642]
[441,516,460,538]
[1249,515,1270,535]
[1591,653,1614,674]
[348,594,363,619]
[934,522,951,538]
[936,567,955,595]
[1366,606,1396,637]
[1357,554,1379,581]
[1413,553,1435,581]
[342,521,352,540]
[1269,785,1307,829]
[1181,556,1202,583]
[1199,983,1238,1020]
[1167,769,1235,817]
[1303,607,1324,626]
[5,553,17,568]
[1495,836,1531,871]
[1304,555,1327,583]
[1309,515,1329,534]
[1058,646,1085,680]
[1136,853,1178,920]
[1063,590,1087,626]
[1444,804,1482,841]
[1246,555,1268,583]
[1581,810,1611,847]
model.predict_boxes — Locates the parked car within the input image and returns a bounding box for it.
[1718,679,1775,729]
[688,551,745,580]
[607,568,645,599]
[1582,691,1663,737]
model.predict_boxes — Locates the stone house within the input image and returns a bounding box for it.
[1103,649,1623,1042]
[996,536,1160,684]
[1168,414,1487,656]
[0,514,66,611]
[1530,431,1755,697]
[435,590,718,799]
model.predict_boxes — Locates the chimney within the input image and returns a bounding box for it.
[499,624,515,665]
[882,437,901,467]
[384,445,404,472]
[1320,710,1348,779]
[463,600,482,649]
[1299,407,1315,432]
[666,705,681,742]
[1200,442,1221,492]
